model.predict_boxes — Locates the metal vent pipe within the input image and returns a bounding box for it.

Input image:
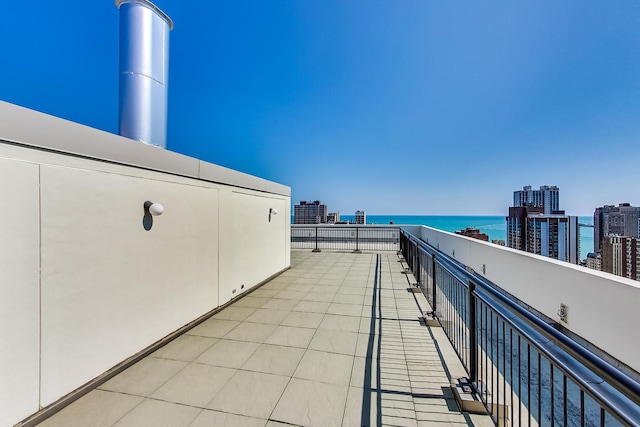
[116,0,173,148]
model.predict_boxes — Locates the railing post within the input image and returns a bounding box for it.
[405,236,410,261]
[410,243,414,271]
[415,247,421,285]
[354,226,361,253]
[312,226,321,252]
[431,253,438,314]
[468,279,477,384]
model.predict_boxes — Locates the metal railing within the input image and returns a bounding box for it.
[291,225,400,252]
[400,230,640,427]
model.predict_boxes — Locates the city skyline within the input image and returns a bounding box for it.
[2,1,639,215]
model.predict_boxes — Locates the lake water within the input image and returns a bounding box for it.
[332,215,594,260]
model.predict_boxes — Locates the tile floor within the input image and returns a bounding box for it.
[38,251,493,427]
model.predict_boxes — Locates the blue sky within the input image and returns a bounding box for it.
[2,1,639,215]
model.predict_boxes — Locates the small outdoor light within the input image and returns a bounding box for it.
[269,208,278,222]
[144,201,165,216]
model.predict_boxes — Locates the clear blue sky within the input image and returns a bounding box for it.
[2,1,639,215]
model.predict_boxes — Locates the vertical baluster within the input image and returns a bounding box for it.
[528,343,531,427]
[563,374,567,427]
[580,390,585,427]
[551,364,555,426]
[537,352,542,426]
[510,328,514,427]
[502,321,507,427]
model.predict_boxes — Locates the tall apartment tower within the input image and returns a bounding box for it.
[507,207,579,263]
[294,201,327,224]
[355,210,366,225]
[528,214,579,263]
[601,236,639,281]
[594,203,640,252]
[507,185,579,263]
[513,185,560,214]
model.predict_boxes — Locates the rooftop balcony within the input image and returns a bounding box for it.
[33,250,494,427]
[2,103,640,426]
[21,227,640,427]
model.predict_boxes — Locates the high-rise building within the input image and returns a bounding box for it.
[513,185,560,214]
[507,206,542,253]
[601,236,639,281]
[507,186,579,264]
[355,210,366,225]
[294,200,327,224]
[594,204,640,252]
[327,212,340,224]
[527,214,579,263]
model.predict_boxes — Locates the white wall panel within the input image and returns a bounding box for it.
[0,158,40,426]
[218,192,287,304]
[39,165,219,406]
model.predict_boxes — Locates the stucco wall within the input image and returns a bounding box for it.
[0,158,41,425]
[0,103,290,426]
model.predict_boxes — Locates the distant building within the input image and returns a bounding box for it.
[528,213,579,263]
[507,185,579,263]
[507,206,541,253]
[601,236,639,281]
[513,185,560,215]
[327,212,340,224]
[455,227,489,242]
[492,239,506,246]
[586,252,602,271]
[594,203,640,252]
[355,210,366,225]
[294,200,327,224]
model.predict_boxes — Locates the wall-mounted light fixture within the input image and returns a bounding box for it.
[269,208,278,222]
[144,201,165,216]
[143,200,164,231]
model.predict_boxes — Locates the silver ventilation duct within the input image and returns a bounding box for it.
[116,0,173,148]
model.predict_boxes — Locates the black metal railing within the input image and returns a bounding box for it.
[400,229,640,427]
[291,225,400,252]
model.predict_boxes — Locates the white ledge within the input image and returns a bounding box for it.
[0,101,290,197]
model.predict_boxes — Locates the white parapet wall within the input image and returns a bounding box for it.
[0,101,291,426]
[404,225,640,375]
